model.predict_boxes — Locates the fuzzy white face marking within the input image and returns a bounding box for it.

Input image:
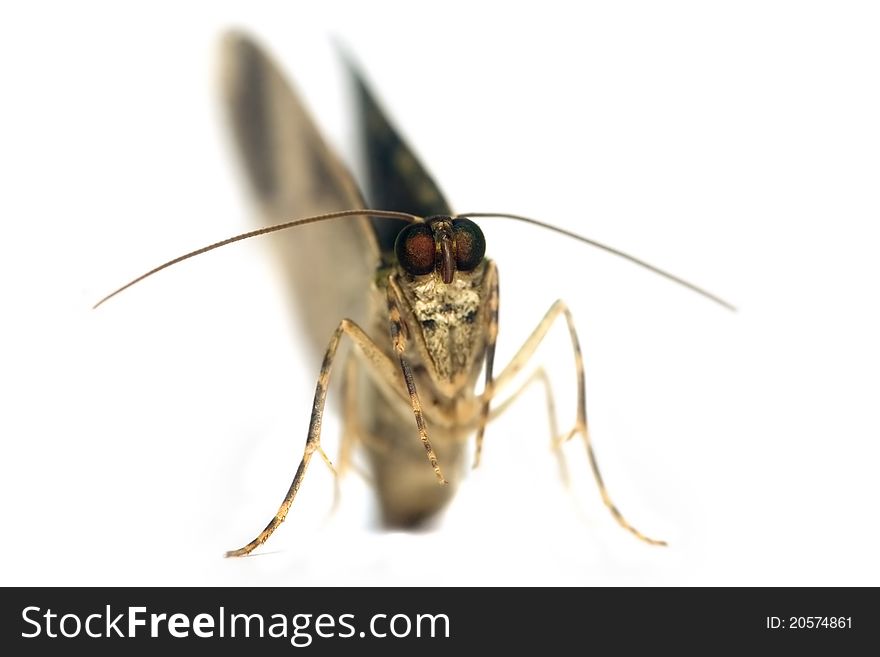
[401,266,486,384]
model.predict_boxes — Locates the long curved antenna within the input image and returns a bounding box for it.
[459,212,736,312]
[93,209,419,309]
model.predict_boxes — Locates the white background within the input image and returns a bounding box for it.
[2,1,879,586]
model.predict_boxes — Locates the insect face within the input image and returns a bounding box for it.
[394,216,486,283]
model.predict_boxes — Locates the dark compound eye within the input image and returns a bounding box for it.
[395,223,436,276]
[452,218,486,271]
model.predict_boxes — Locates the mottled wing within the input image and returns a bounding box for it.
[221,32,379,361]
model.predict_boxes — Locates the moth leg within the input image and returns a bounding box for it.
[325,353,360,516]
[317,447,338,476]
[338,353,383,475]
[487,300,666,547]
[225,319,403,558]
[386,280,447,485]
[473,261,499,468]
[482,366,571,487]
[340,353,395,458]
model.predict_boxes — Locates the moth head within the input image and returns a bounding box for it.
[394,216,486,284]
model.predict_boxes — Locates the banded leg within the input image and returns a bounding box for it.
[386,280,447,485]
[487,299,666,547]
[225,318,406,558]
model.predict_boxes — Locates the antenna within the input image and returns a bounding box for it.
[93,209,419,308]
[461,212,736,312]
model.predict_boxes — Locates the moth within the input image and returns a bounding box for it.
[96,32,733,557]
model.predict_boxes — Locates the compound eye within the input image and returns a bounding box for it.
[452,218,486,271]
[394,223,436,276]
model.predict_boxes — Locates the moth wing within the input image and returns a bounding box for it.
[221,32,379,361]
